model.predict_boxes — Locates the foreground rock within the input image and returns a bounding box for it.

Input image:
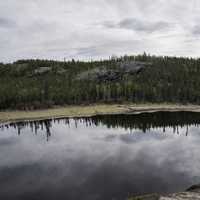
[128,185,200,200]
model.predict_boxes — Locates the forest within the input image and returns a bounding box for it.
[1,53,200,110]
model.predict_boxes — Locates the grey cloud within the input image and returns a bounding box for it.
[0,0,200,62]
[120,18,170,33]
[72,39,153,61]
[102,21,116,29]
[104,18,171,33]
[75,46,101,57]
[0,17,16,29]
[192,25,200,36]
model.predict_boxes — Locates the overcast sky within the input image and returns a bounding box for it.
[1,0,200,63]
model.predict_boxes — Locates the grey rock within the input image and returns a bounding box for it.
[34,67,51,75]
[119,61,151,74]
[129,184,200,200]
[76,61,151,82]
[76,67,121,82]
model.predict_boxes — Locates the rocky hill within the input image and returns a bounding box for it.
[1,54,200,110]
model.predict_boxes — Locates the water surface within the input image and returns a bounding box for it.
[1,112,200,200]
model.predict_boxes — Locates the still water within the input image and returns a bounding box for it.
[0,112,200,200]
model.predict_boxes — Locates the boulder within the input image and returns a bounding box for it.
[128,184,200,200]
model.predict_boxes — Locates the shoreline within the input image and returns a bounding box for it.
[1,103,200,124]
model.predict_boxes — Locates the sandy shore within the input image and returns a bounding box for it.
[1,103,200,124]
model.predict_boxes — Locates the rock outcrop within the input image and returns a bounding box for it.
[76,61,151,82]
[128,184,200,200]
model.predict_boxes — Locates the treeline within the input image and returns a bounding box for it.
[1,112,200,139]
[1,53,200,110]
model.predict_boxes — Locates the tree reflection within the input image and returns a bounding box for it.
[1,111,200,141]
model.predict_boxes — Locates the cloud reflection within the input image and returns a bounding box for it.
[1,112,200,199]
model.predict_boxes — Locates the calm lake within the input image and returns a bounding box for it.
[1,112,200,200]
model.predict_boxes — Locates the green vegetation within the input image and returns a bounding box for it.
[1,53,200,110]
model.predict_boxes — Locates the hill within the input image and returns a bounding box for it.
[1,54,200,110]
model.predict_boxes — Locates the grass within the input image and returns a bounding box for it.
[0,104,126,123]
[1,103,200,123]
